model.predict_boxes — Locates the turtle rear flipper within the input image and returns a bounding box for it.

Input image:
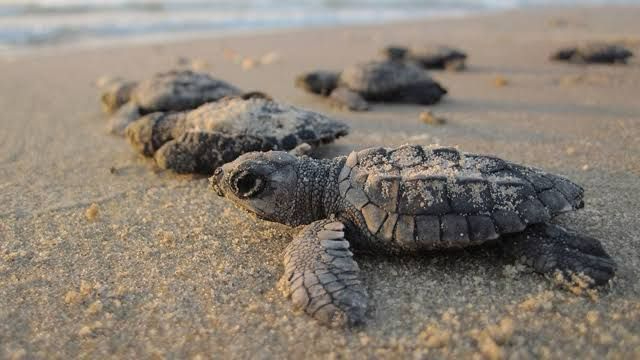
[155,131,264,174]
[502,223,616,286]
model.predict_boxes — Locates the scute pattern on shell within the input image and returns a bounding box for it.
[338,144,584,250]
[339,61,433,95]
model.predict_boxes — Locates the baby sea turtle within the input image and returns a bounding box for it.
[382,45,468,71]
[551,43,634,64]
[210,144,616,326]
[125,94,349,174]
[296,61,447,111]
[99,70,241,135]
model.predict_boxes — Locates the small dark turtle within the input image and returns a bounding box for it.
[296,61,447,111]
[99,70,241,135]
[383,45,468,71]
[551,43,634,64]
[125,94,349,174]
[211,144,616,327]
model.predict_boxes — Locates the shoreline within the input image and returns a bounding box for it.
[1,8,476,59]
[1,5,640,358]
[0,4,632,60]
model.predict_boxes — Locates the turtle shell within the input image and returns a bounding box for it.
[180,97,349,151]
[406,45,467,68]
[338,61,436,97]
[132,70,241,112]
[338,145,584,249]
[552,43,633,63]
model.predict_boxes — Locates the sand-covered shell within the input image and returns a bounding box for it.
[338,61,445,99]
[101,70,241,114]
[126,95,349,157]
[338,145,584,249]
[130,70,241,112]
[384,45,467,70]
[551,43,634,64]
[182,96,349,149]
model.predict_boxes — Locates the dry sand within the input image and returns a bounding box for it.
[1,5,640,359]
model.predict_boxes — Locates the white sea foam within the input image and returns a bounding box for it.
[0,0,637,51]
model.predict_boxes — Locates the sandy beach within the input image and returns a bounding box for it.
[1,5,640,359]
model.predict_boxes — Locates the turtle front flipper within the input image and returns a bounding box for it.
[125,111,187,156]
[502,223,616,286]
[288,143,313,157]
[329,87,369,111]
[154,131,264,174]
[282,219,368,327]
[107,101,142,136]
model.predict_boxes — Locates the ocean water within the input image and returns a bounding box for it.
[0,0,638,52]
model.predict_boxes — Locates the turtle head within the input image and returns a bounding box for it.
[551,47,577,61]
[295,71,339,96]
[382,45,408,61]
[210,151,300,224]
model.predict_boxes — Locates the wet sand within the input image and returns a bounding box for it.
[1,5,640,359]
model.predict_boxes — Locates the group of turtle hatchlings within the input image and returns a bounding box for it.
[98,41,631,327]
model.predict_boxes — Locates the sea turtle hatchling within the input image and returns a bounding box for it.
[99,70,241,135]
[210,144,616,326]
[296,61,447,111]
[125,94,349,174]
[382,44,468,71]
[551,43,634,64]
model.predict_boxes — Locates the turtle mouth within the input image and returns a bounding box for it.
[209,168,225,197]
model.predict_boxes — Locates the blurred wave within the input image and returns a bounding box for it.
[1,0,638,51]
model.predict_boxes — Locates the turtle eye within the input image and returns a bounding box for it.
[232,171,265,198]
